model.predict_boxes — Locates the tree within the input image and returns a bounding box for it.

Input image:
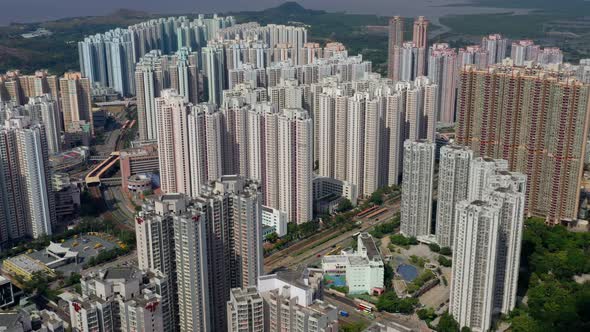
[370,191,384,205]
[417,307,437,322]
[510,314,541,332]
[65,272,81,286]
[384,264,394,290]
[336,198,353,212]
[377,291,418,314]
[265,232,279,243]
[390,234,415,246]
[438,255,452,267]
[437,312,460,332]
[440,246,452,256]
[340,322,367,332]
[429,243,441,252]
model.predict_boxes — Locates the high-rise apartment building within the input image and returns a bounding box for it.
[400,140,435,237]
[25,95,62,155]
[195,176,263,331]
[171,201,210,332]
[456,66,590,223]
[428,43,457,123]
[227,287,265,332]
[536,47,564,66]
[202,45,226,105]
[395,42,421,82]
[59,72,93,135]
[481,34,507,65]
[450,200,500,332]
[488,186,525,315]
[316,77,436,194]
[63,267,166,332]
[0,117,55,240]
[435,145,472,248]
[467,158,509,202]
[510,40,540,66]
[187,104,223,198]
[138,179,262,332]
[156,90,191,195]
[0,70,59,106]
[388,16,404,80]
[450,157,526,331]
[413,16,429,77]
[135,48,199,141]
[277,108,313,224]
[135,51,168,141]
[457,45,489,70]
[136,195,182,332]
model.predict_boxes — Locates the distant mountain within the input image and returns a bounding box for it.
[108,9,151,19]
[234,2,325,17]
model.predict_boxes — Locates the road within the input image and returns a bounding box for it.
[324,292,426,330]
[264,197,401,273]
[102,186,136,228]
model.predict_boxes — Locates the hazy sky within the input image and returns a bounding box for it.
[0,0,528,25]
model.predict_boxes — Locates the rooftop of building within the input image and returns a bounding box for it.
[0,311,27,329]
[3,254,48,274]
[321,255,349,264]
[231,287,262,303]
[359,233,381,261]
[102,267,137,281]
[347,255,370,266]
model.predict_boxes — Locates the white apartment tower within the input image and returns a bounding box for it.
[467,158,509,201]
[450,158,527,331]
[450,200,500,332]
[488,187,525,315]
[400,140,435,237]
[435,145,473,248]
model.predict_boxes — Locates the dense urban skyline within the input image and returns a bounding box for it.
[0,2,588,332]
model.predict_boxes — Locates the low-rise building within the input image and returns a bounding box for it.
[313,176,358,206]
[119,145,159,191]
[322,233,384,294]
[2,254,55,281]
[261,206,288,237]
